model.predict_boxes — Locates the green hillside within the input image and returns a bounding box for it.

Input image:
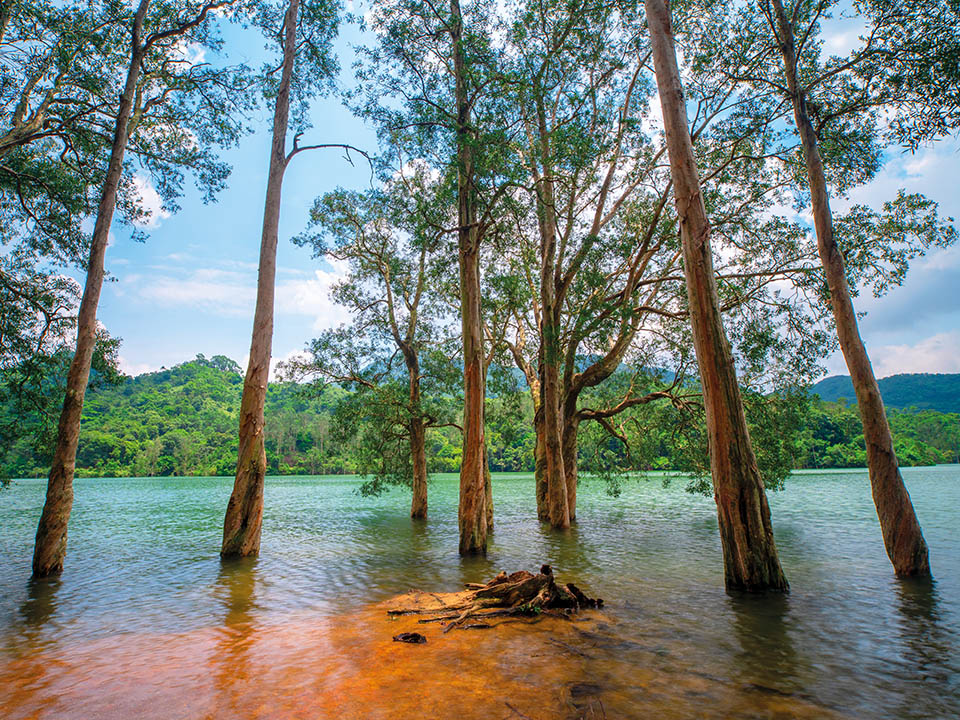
[3,356,958,481]
[811,373,960,414]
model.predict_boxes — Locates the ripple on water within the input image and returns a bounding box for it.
[0,469,959,718]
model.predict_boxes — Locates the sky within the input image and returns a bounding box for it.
[91,8,960,381]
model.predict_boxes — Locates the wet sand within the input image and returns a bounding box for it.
[0,602,845,720]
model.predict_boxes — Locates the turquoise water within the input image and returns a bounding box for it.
[1,467,958,718]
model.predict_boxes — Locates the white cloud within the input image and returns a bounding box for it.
[125,258,351,330]
[275,261,352,330]
[136,268,256,316]
[131,174,171,229]
[269,348,310,382]
[868,331,960,377]
[118,355,159,377]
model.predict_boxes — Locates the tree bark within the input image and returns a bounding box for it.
[221,0,298,558]
[534,91,570,531]
[770,0,929,578]
[561,411,579,523]
[645,0,788,592]
[451,0,487,555]
[405,348,428,519]
[532,387,549,522]
[31,0,151,578]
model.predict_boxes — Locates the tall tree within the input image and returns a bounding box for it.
[488,0,823,525]
[645,0,788,592]
[696,0,959,576]
[221,0,342,557]
[32,0,246,577]
[282,171,459,519]
[355,0,510,553]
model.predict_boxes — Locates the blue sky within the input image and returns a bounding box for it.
[93,10,960,380]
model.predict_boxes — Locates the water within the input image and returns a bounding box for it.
[1,468,958,718]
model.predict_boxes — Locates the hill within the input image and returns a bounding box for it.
[811,373,960,414]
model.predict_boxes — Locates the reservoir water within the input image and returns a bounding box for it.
[1,467,958,718]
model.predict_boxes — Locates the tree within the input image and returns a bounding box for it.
[354,0,511,553]
[483,0,824,527]
[32,0,248,577]
[221,0,343,557]
[283,170,459,519]
[748,0,960,577]
[645,0,788,592]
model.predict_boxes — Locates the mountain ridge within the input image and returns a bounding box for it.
[811,373,960,414]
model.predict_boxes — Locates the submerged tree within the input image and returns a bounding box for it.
[691,0,960,577]
[282,170,459,519]
[221,0,342,557]
[32,0,249,577]
[645,0,788,592]
[355,0,512,554]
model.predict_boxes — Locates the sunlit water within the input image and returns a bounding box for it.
[1,467,958,718]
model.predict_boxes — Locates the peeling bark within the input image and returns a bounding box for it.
[221,0,299,558]
[770,0,929,578]
[31,0,151,578]
[451,0,487,555]
[646,0,788,592]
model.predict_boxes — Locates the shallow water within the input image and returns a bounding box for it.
[1,467,958,718]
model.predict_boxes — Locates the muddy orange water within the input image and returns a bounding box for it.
[2,471,959,718]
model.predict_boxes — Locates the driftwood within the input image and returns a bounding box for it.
[384,565,602,633]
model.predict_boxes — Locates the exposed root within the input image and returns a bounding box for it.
[382,565,603,633]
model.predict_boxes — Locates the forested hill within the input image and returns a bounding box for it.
[3,355,958,480]
[811,373,960,413]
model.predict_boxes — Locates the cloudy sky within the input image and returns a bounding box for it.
[93,11,959,380]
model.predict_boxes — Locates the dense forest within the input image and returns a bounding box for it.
[3,355,956,483]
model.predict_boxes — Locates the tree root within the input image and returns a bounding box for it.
[383,565,602,633]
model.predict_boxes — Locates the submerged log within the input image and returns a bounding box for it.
[384,566,602,633]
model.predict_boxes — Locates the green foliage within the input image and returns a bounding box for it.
[2,356,955,482]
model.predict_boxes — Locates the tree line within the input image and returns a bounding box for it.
[3,353,957,483]
[2,0,958,589]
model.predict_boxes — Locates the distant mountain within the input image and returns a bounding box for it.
[811,373,960,414]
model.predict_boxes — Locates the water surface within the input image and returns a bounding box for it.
[1,467,958,718]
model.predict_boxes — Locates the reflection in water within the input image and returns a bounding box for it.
[19,577,62,642]
[728,593,803,695]
[207,557,260,720]
[893,578,960,719]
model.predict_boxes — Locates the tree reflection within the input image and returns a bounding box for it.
[727,593,804,695]
[206,557,260,720]
[893,578,960,719]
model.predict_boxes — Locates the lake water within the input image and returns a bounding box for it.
[1,467,958,719]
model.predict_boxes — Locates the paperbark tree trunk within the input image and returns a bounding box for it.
[451,0,487,555]
[770,0,929,578]
[532,387,549,522]
[534,93,570,530]
[31,0,151,578]
[646,0,788,592]
[409,353,428,519]
[561,411,579,522]
[221,0,298,558]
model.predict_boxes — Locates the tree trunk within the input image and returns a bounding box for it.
[533,389,549,522]
[221,0,298,558]
[770,0,929,578]
[451,0,487,555]
[646,0,788,592]
[534,92,570,531]
[406,350,428,520]
[561,411,579,523]
[31,0,151,578]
